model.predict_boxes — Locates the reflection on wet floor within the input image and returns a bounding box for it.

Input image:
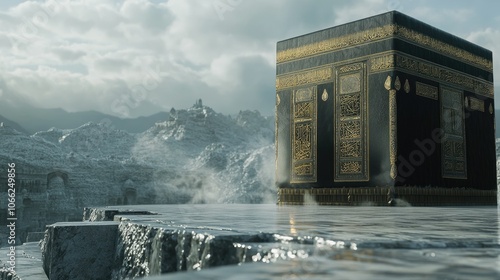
[2,204,499,279]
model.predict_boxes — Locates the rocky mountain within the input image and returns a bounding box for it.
[0,114,29,134]
[0,103,169,134]
[0,103,275,245]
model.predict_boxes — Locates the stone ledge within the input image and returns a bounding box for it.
[83,207,158,221]
[40,221,119,280]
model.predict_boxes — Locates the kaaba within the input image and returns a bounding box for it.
[275,11,497,205]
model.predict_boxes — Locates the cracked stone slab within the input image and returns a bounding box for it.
[41,221,119,280]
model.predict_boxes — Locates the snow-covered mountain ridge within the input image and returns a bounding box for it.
[0,104,276,245]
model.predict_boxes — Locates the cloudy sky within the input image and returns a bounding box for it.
[0,0,499,118]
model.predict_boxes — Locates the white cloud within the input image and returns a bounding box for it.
[467,28,500,50]
[411,6,475,28]
[467,28,500,83]
[332,0,387,26]
[0,0,284,117]
[0,0,499,117]
[52,47,86,61]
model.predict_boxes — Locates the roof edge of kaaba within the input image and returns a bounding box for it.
[276,11,492,72]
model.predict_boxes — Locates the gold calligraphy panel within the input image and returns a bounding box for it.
[340,94,361,118]
[469,98,485,112]
[369,53,493,98]
[295,88,314,102]
[416,82,438,100]
[340,74,361,94]
[276,66,333,91]
[277,25,396,64]
[465,96,485,112]
[340,161,362,174]
[294,162,313,176]
[339,121,361,139]
[340,140,362,158]
[294,102,313,119]
[276,24,492,72]
[293,123,312,161]
[335,62,368,181]
[441,87,467,179]
[291,87,317,183]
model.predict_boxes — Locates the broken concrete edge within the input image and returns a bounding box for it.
[109,222,304,278]
[39,207,161,279]
[40,221,120,280]
[39,208,313,279]
[82,207,159,221]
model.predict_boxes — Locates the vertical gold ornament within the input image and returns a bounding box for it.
[384,75,392,90]
[404,79,410,93]
[385,75,397,180]
[322,89,329,101]
[389,88,397,180]
[275,94,279,179]
[395,76,401,91]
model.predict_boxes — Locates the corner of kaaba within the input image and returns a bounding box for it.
[275,11,497,206]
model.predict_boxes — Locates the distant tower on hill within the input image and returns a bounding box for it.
[194,99,203,108]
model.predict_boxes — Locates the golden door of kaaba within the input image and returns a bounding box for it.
[275,11,497,206]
